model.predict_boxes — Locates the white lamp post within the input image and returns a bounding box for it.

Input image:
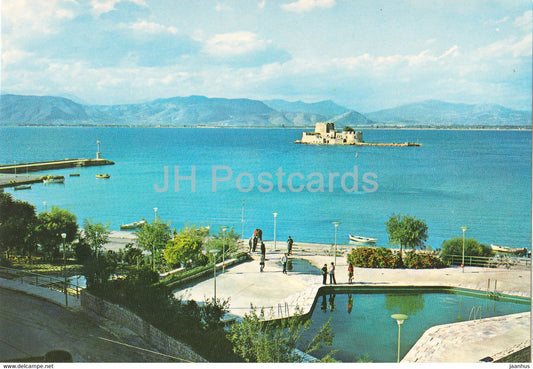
[222,226,227,273]
[391,314,409,362]
[273,213,278,252]
[61,233,68,306]
[209,249,220,300]
[461,226,468,273]
[333,222,340,266]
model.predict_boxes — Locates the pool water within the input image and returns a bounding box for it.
[302,288,530,363]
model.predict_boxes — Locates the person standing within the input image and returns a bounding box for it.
[248,237,253,252]
[348,263,354,284]
[329,262,337,284]
[321,264,328,285]
[252,236,258,252]
[281,253,288,274]
[260,241,266,257]
[287,236,294,255]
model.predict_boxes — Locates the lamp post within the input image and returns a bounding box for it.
[333,222,340,266]
[273,213,278,252]
[154,207,158,221]
[222,226,227,273]
[61,233,68,307]
[391,314,409,363]
[209,249,220,300]
[461,226,468,273]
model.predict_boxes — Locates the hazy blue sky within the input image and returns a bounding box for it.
[2,0,531,112]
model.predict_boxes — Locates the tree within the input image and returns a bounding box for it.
[385,214,428,265]
[343,126,354,132]
[0,193,38,260]
[134,219,172,270]
[35,206,78,260]
[228,307,336,363]
[205,225,240,257]
[440,237,492,264]
[83,219,110,257]
[82,250,117,289]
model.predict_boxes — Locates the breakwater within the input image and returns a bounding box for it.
[0,158,114,174]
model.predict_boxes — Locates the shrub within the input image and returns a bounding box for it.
[403,250,446,269]
[347,247,401,269]
[440,237,492,265]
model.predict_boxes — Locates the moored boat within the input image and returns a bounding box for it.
[349,234,377,243]
[120,220,146,230]
[490,244,523,254]
[42,175,65,184]
[69,173,80,177]
[96,173,110,179]
[14,185,31,190]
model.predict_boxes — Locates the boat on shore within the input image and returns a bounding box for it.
[96,173,110,179]
[120,220,146,230]
[14,185,31,190]
[349,235,377,243]
[490,244,525,254]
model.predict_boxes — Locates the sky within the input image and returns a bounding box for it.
[1,0,532,112]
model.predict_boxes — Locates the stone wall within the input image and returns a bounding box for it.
[81,290,207,362]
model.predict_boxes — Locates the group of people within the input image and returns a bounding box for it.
[322,262,355,285]
[249,229,295,274]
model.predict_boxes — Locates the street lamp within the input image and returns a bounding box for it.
[461,226,468,273]
[61,233,68,306]
[154,207,158,221]
[273,213,278,252]
[333,222,340,266]
[391,314,409,363]
[209,249,220,300]
[221,226,227,273]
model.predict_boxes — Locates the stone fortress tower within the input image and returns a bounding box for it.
[297,122,364,145]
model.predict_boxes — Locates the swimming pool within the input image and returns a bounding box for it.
[301,286,530,363]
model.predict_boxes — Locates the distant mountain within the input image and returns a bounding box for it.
[263,99,350,116]
[366,100,532,126]
[332,110,373,126]
[1,94,529,127]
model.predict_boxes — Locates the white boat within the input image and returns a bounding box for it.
[14,185,31,190]
[120,220,146,230]
[349,234,377,243]
[490,244,523,254]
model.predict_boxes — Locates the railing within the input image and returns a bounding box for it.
[447,254,531,270]
[0,266,82,306]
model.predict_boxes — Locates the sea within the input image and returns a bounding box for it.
[0,127,531,251]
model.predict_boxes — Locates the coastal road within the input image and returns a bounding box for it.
[0,288,174,362]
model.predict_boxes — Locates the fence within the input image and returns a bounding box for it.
[447,254,531,270]
[0,265,82,306]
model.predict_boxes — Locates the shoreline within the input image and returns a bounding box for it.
[0,124,530,131]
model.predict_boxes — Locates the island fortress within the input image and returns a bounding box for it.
[295,122,421,146]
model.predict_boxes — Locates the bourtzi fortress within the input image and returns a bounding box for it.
[296,122,364,145]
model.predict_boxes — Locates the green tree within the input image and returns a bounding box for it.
[440,237,492,264]
[229,308,336,363]
[35,206,78,260]
[135,219,172,271]
[385,214,428,265]
[205,225,240,257]
[0,193,38,260]
[343,126,354,132]
[82,250,117,289]
[83,219,111,257]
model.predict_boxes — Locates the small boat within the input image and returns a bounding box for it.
[14,185,31,190]
[120,220,146,230]
[490,244,523,254]
[42,175,65,184]
[96,173,110,179]
[69,173,80,177]
[349,234,377,243]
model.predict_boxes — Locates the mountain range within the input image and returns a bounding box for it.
[0,94,530,127]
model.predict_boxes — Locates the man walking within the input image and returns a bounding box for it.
[329,262,337,284]
[287,236,294,255]
[281,253,288,274]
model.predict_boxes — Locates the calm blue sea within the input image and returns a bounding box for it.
[0,127,531,250]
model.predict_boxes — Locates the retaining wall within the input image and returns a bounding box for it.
[80,290,207,362]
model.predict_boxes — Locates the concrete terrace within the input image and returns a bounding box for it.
[175,240,531,362]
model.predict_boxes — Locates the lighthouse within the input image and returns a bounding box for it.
[96,140,102,159]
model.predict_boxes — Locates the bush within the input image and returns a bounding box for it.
[347,247,402,269]
[440,237,492,264]
[403,250,446,269]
